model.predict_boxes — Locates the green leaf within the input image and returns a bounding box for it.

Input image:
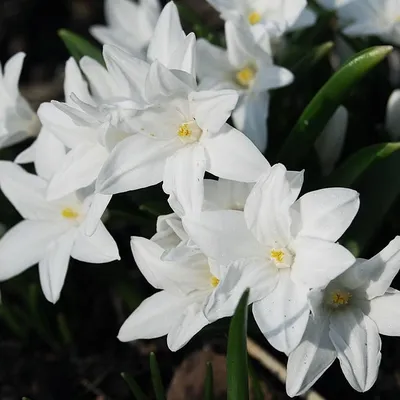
[342,150,400,256]
[58,29,104,65]
[326,142,400,187]
[121,372,148,400]
[289,41,334,76]
[278,46,393,168]
[149,352,166,400]
[227,289,250,400]
[204,362,214,400]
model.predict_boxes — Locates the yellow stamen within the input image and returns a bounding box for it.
[270,249,285,264]
[248,11,262,25]
[235,66,256,88]
[61,207,79,219]
[177,123,191,138]
[210,276,220,288]
[330,289,352,307]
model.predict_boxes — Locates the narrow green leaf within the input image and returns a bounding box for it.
[342,150,400,256]
[278,46,393,168]
[326,142,400,187]
[57,313,73,345]
[58,29,104,65]
[204,362,214,400]
[248,361,263,400]
[149,352,166,400]
[227,289,250,400]
[289,41,334,76]
[121,372,148,400]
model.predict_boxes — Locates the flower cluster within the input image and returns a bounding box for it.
[1,0,400,397]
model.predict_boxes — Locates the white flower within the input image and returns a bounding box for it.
[0,53,40,149]
[0,159,120,304]
[90,0,161,57]
[197,21,294,151]
[339,0,400,46]
[183,163,359,354]
[286,237,400,396]
[206,0,314,38]
[96,64,269,197]
[119,235,271,351]
[386,89,400,140]
[315,105,349,176]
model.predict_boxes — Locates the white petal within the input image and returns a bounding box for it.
[15,141,36,164]
[71,222,120,263]
[33,128,67,181]
[196,38,231,81]
[80,56,118,100]
[342,236,400,298]
[97,134,178,195]
[167,300,210,351]
[292,237,355,289]
[38,229,76,303]
[286,316,336,397]
[0,161,59,220]
[182,210,263,263]
[83,193,112,236]
[253,269,310,354]
[145,61,195,103]
[254,65,294,92]
[315,106,349,176]
[164,144,207,217]
[3,52,25,95]
[289,7,317,31]
[190,90,238,134]
[37,102,97,148]
[0,220,68,281]
[102,45,149,99]
[118,291,190,342]
[131,236,211,294]
[232,92,269,152]
[47,143,107,200]
[244,164,297,247]
[367,289,400,336]
[64,57,93,106]
[147,2,185,66]
[330,309,381,392]
[203,123,270,182]
[168,32,197,75]
[205,258,278,320]
[387,90,400,140]
[291,187,360,242]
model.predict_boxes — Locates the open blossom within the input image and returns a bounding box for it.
[339,0,400,46]
[0,158,120,304]
[0,53,40,149]
[287,237,400,396]
[197,21,293,151]
[96,60,269,196]
[90,0,161,57]
[206,0,315,39]
[119,177,269,351]
[183,164,359,354]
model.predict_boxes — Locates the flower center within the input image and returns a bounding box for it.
[177,120,202,144]
[327,289,352,309]
[235,65,257,88]
[269,247,293,268]
[61,207,79,219]
[210,276,220,288]
[248,11,262,25]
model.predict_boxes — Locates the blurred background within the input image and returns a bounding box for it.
[0,1,400,399]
